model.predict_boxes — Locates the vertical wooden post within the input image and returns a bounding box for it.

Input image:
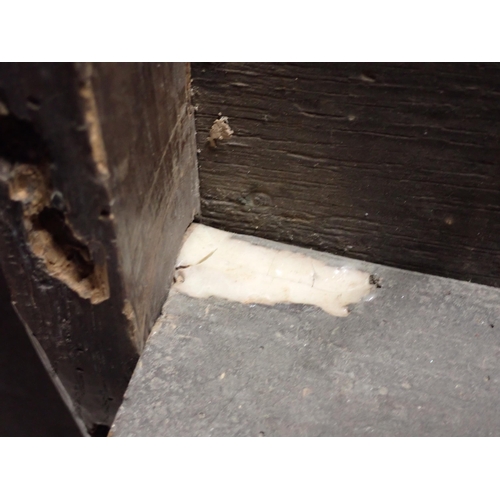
[0,63,199,431]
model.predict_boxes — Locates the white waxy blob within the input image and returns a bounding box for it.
[174,224,375,317]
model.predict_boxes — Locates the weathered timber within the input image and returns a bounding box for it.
[192,63,500,287]
[0,63,199,430]
[90,63,200,351]
[0,264,83,436]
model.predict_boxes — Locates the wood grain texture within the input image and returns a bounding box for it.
[0,63,198,429]
[192,63,500,286]
[90,63,199,351]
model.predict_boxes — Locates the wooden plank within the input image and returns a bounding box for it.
[192,63,500,287]
[90,63,199,351]
[0,63,199,430]
[0,264,83,436]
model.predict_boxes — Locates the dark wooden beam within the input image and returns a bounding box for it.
[0,263,83,436]
[0,63,199,430]
[192,63,500,287]
[90,63,200,351]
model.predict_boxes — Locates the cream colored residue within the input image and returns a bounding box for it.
[173,224,375,317]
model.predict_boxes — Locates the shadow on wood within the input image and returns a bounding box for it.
[0,63,199,431]
[0,263,83,436]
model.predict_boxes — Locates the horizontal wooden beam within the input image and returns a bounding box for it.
[192,63,500,287]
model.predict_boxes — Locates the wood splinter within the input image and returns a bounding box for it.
[208,116,233,148]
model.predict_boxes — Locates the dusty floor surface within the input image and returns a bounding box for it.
[112,230,500,437]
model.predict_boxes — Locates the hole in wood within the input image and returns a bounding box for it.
[26,96,41,111]
[0,114,109,304]
[99,207,111,219]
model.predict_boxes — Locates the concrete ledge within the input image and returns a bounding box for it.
[112,228,500,436]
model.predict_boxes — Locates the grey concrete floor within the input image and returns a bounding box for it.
[111,234,500,436]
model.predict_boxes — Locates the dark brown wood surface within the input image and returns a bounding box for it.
[0,264,83,436]
[192,63,500,287]
[0,63,198,430]
[90,63,199,352]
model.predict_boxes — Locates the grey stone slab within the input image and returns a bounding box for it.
[111,234,500,436]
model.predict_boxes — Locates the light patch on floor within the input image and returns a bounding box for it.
[173,224,375,317]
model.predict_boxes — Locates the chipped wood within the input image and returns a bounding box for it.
[0,63,199,430]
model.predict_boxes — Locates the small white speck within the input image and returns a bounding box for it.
[430,360,433,363]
